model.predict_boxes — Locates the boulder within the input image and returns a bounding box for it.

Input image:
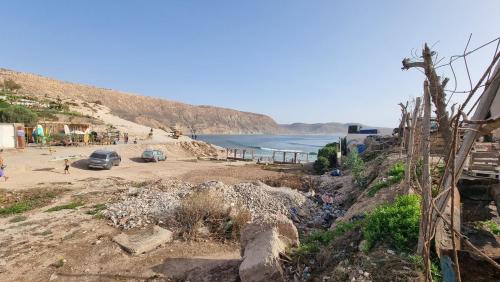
[239,215,298,282]
[240,214,299,255]
[113,225,173,255]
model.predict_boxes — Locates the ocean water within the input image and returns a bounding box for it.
[197,134,341,161]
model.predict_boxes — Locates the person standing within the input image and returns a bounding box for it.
[0,150,8,181]
[64,159,70,175]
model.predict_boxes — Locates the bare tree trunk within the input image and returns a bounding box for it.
[422,44,452,149]
[417,81,432,256]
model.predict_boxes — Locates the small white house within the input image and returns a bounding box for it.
[0,123,17,149]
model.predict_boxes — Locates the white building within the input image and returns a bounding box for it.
[0,123,17,149]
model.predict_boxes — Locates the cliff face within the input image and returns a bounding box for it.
[0,68,280,134]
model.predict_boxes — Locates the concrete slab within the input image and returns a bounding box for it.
[113,225,173,255]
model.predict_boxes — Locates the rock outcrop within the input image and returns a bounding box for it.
[239,215,299,282]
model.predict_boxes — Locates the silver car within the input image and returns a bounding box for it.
[88,150,121,170]
[141,149,167,162]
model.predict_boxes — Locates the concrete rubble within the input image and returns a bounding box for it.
[104,179,317,230]
[239,215,299,282]
[112,225,173,255]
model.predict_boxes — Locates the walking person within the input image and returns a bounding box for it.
[64,159,70,174]
[0,149,8,181]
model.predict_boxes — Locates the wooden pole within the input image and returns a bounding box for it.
[283,152,286,163]
[242,149,246,160]
[272,151,276,162]
[417,81,432,256]
[405,97,421,193]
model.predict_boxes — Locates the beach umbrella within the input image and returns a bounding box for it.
[64,124,70,135]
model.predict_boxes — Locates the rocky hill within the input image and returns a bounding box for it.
[0,68,390,135]
[0,68,279,134]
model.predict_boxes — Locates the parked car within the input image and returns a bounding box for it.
[141,149,167,162]
[88,150,121,170]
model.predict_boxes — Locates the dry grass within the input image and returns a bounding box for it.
[230,208,252,239]
[176,190,252,241]
[177,190,230,239]
[264,174,319,191]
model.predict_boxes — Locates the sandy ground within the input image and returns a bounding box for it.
[73,102,175,143]
[0,178,241,282]
[0,141,250,190]
[0,139,288,281]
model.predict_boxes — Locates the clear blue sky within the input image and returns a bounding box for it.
[1,0,499,127]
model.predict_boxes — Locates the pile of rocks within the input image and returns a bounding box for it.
[198,181,314,219]
[104,179,316,230]
[104,179,193,229]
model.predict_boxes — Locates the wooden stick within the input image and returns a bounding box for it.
[417,81,431,255]
[432,61,500,239]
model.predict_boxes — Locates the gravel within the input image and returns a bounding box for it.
[104,179,316,229]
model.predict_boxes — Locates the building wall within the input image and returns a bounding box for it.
[0,124,16,149]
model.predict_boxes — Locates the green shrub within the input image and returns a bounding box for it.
[363,195,420,251]
[291,221,360,260]
[478,220,500,235]
[366,162,405,197]
[0,105,38,125]
[313,156,330,174]
[343,150,366,187]
[318,146,338,168]
[388,161,405,180]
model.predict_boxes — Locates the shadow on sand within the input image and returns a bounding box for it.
[152,257,241,281]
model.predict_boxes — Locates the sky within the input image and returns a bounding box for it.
[1,0,499,127]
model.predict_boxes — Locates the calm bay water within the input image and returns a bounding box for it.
[197,134,341,161]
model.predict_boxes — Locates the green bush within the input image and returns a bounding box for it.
[366,162,405,197]
[313,156,330,174]
[291,221,360,260]
[313,143,339,174]
[363,195,420,251]
[0,105,38,125]
[478,220,500,235]
[318,145,338,167]
[343,150,366,187]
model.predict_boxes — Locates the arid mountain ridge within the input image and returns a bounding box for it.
[0,68,388,134]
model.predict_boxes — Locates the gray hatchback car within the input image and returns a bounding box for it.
[88,150,121,170]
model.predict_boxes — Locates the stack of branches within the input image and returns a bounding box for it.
[402,35,500,281]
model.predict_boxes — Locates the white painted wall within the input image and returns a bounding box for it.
[0,124,16,149]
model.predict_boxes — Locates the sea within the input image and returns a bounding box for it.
[197,134,342,162]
